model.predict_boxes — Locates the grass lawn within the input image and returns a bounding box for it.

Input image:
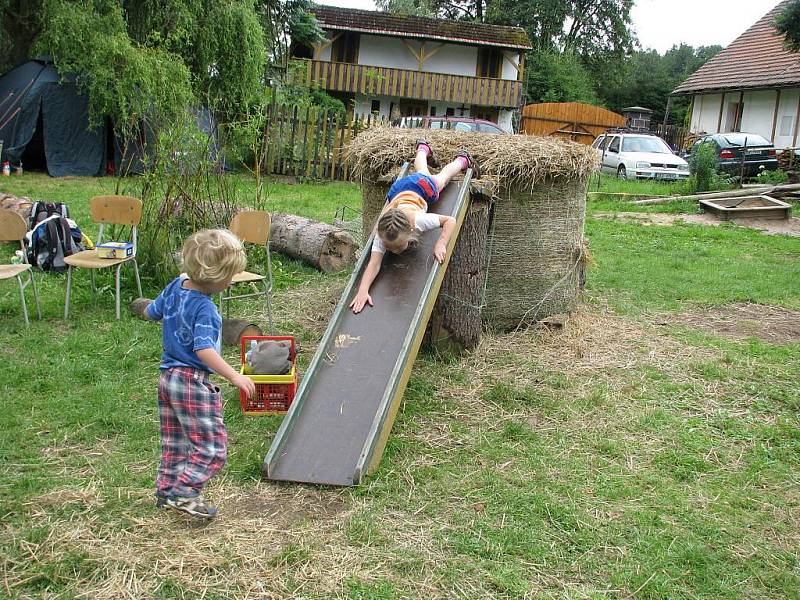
[1,173,799,599]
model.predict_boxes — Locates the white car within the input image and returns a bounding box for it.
[592,132,690,180]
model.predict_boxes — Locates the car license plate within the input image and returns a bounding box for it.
[656,172,677,179]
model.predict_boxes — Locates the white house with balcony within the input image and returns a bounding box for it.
[291,5,531,131]
[671,0,800,150]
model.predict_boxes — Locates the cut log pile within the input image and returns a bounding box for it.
[632,183,800,206]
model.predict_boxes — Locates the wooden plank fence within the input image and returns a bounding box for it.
[521,102,625,145]
[259,103,388,181]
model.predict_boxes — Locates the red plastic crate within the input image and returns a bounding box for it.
[239,335,297,415]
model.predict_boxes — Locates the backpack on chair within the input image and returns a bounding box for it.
[25,202,86,272]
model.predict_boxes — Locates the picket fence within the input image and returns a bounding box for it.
[259,103,388,181]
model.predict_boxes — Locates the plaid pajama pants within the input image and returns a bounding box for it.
[156,367,227,499]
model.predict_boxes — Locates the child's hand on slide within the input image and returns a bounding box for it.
[350,290,373,313]
[433,241,447,264]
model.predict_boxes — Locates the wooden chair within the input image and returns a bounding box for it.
[219,210,273,333]
[64,195,143,320]
[0,208,41,325]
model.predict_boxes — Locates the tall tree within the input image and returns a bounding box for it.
[597,44,723,125]
[775,0,800,52]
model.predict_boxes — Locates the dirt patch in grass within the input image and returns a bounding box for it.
[666,302,800,345]
[594,211,800,237]
[221,483,349,528]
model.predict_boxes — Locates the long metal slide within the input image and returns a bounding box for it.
[263,165,472,486]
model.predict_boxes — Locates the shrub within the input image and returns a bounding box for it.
[755,169,789,185]
[689,143,716,192]
[132,111,266,287]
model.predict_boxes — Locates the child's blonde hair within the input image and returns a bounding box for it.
[377,208,419,249]
[182,228,246,285]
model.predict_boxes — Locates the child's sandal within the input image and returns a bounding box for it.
[455,149,481,178]
[415,139,439,167]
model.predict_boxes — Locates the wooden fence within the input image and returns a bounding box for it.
[520,102,625,145]
[258,103,387,181]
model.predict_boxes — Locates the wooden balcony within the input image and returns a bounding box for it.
[301,59,522,109]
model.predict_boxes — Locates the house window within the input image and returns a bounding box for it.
[445,107,455,117]
[430,106,437,116]
[780,115,795,137]
[477,48,502,78]
[371,100,381,114]
[331,33,360,64]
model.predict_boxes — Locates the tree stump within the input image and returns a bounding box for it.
[222,319,263,346]
[427,196,489,355]
[270,213,358,273]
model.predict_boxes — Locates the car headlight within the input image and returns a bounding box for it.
[636,161,651,169]
[678,163,689,171]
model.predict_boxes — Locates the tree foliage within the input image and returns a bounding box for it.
[598,44,722,124]
[39,0,193,133]
[775,0,800,53]
[1,0,270,128]
[525,51,598,104]
[260,0,324,67]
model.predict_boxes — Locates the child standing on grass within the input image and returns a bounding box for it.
[350,140,479,313]
[143,229,255,519]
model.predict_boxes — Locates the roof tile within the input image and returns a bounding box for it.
[311,5,532,50]
[672,0,800,94]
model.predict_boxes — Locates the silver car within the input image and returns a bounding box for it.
[592,132,690,180]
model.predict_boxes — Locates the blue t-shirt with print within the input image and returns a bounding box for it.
[146,276,222,372]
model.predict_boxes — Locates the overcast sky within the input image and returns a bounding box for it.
[317,0,784,55]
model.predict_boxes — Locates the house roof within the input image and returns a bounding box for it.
[672,0,800,95]
[310,5,532,50]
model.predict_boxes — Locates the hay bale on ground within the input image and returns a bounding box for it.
[485,178,587,330]
[347,127,598,336]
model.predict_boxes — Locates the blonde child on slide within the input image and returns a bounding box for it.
[350,141,479,314]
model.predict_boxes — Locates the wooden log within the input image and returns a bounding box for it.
[222,319,263,346]
[633,183,800,205]
[270,212,358,273]
[427,195,489,355]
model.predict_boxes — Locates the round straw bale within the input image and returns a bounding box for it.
[346,126,599,193]
[483,177,588,330]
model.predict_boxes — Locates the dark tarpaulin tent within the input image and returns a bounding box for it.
[0,57,108,176]
[0,57,222,177]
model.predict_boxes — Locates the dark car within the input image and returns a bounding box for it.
[689,133,779,178]
[392,116,509,134]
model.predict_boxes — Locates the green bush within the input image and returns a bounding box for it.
[755,169,789,185]
[689,143,716,192]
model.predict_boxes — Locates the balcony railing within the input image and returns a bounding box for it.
[301,59,522,108]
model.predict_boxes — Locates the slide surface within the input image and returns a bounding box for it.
[263,166,472,486]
